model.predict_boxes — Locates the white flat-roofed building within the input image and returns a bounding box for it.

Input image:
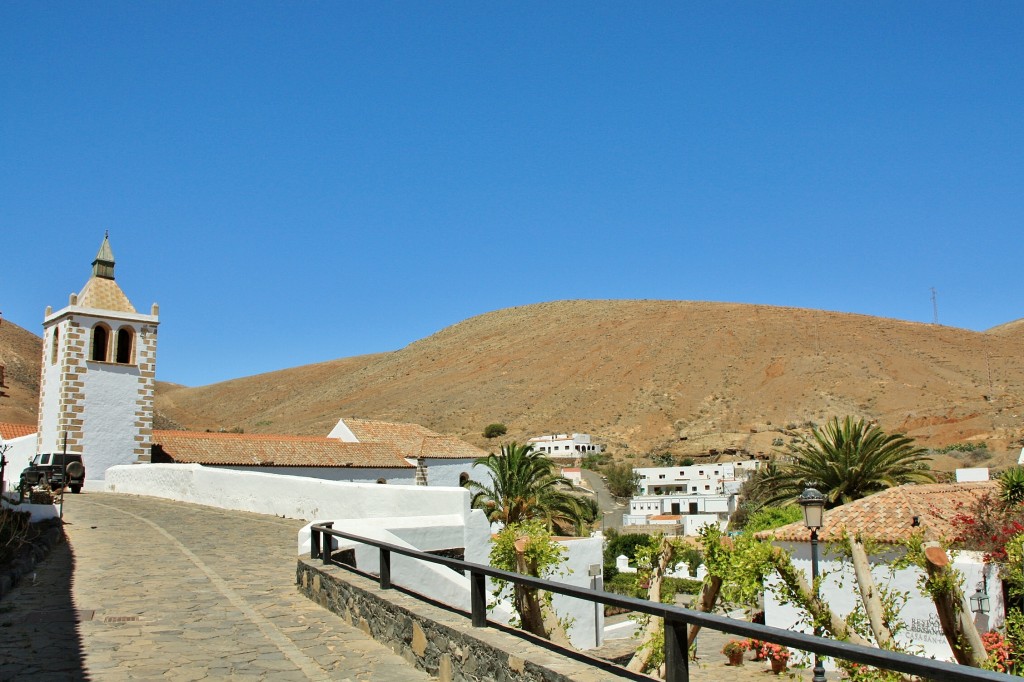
[527,433,604,459]
[623,492,737,534]
[635,459,759,496]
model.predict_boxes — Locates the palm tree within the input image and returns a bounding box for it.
[761,416,934,508]
[465,441,595,535]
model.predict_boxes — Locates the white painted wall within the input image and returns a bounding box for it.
[222,465,414,484]
[682,514,725,536]
[420,458,491,488]
[37,324,62,455]
[1,434,37,492]
[218,458,488,488]
[82,363,144,478]
[549,535,605,650]
[0,494,59,521]
[764,542,1004,665]
[104,463,470,521]
[955,468,990,482]
[636,461,758,495]
[628,493,734,516]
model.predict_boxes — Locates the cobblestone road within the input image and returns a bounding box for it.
[0,492,429,682]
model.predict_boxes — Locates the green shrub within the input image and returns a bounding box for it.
[741,506,803,532]
[483,423,508,439]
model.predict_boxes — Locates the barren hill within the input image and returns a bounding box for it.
[0,317,43,425]
[4,301,1024,466]
[155,300,1024,460]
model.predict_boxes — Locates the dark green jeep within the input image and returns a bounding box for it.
[19,452,86,499]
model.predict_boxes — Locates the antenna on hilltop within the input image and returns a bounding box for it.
[930,287,939,325]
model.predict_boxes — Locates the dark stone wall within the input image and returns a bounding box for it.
[296,558,647,682]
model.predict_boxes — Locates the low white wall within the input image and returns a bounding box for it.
[1,435,37,492]
[222,465,414,485]
[549,535,605,650]
[765,543,1003,665]
[0,494,59,522]
[104,463,471,521]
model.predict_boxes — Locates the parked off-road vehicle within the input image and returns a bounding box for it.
[19,452,86,499]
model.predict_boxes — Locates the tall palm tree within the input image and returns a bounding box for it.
[465,441,595,535]
[761,416,934,507]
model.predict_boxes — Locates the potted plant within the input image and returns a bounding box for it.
[722,640,747,666]
[759,642,790,674]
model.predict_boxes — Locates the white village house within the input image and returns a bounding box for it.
[526,433,603,461]
[758,481,1004,665]
[622,459,760,535]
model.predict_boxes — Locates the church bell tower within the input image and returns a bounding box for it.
[36,235,160,478]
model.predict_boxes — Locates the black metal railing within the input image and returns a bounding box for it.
[309,523,1013,682]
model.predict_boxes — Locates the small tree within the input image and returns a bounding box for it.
[604,461,640,499]
[490,519,568,640]
[483,423,508,439]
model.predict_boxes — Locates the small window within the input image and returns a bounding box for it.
[40,454,50,465]
[91,324,110,361]
[691,486,697,492]
[705,485,711,490]
[658,474,665,479]
[699,470,704,475]
[115,327,135,364]
[51,328,60,364]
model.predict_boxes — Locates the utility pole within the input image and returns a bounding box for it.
[930,287,939,325]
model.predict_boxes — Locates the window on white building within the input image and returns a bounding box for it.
[91,324,110,362]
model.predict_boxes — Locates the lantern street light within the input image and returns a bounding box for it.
[799,486,827,682]
[970,580,991,615]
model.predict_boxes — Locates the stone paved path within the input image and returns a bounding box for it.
[0,492,429,681]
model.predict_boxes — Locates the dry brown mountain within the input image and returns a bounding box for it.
[5,301,1024,467]
[0,317,43,425]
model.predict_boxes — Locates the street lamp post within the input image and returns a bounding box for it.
[799,486,827,682]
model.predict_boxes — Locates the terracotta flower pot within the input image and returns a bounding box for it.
[770,657,787,674]
[727,650,744,666]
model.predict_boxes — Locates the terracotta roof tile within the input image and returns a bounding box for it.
[650,514,683,521]
[0,422,36,440]
[341,418,487,460]
[756,481,998,545]
[152,430,411,469]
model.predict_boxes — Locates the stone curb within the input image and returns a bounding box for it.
[298,557,655,682]
[0,516,64,601]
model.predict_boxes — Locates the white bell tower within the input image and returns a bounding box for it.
[36,234,160,478]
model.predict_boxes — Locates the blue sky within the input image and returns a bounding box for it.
[2,3,1022,387]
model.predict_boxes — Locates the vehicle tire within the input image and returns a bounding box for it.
[70,485,82,494]
[66,461,85,479]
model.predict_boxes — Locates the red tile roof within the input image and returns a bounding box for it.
[756,481,999,545]
[0,422,36,440]
[152,430,412,469]
[650,514,683,521]
[341,418,487,460]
